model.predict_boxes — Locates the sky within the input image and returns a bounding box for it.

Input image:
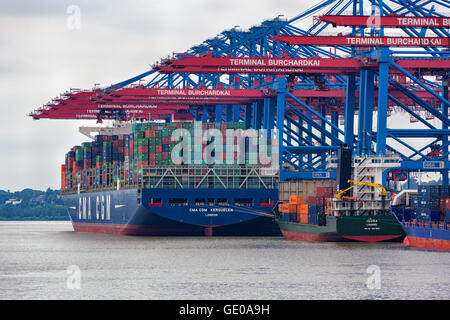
[0,0,316,191]
[0,0,441,191]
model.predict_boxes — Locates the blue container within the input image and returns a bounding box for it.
[445,211,450,221]
[439,186,449,197]
[95,135,103,143]
[410,197,419,208]
[418,185,428,195]
[417,197,428,207]
[308,213,318,225]
[429,185,440,196]
[430,210,440,222]
[429,198,440,209]
[416,208,431,221]
[308,206,317,214]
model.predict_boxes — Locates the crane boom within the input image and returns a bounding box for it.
[335,180,387,200]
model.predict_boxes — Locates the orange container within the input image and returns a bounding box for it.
[287,204,297,213]
[290,196,304,205]
[297,204,308,214]
[279,203,290,213]
[299,213,309,224]
[61,164,66,191]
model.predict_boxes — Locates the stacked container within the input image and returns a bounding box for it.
[415,185,450,223]
[62,121,275,192]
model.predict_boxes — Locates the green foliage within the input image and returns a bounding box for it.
[0,188,69,221]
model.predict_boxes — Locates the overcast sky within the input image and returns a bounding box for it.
[0,0,317,191]
[0,0,439,191]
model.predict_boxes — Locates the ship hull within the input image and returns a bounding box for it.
[62,188,282,237]
[278,215,404,242]
[401,223,450,250]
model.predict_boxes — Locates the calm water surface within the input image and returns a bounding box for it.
[0,221,449,300]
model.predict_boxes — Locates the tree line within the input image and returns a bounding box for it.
[0,188,69,220]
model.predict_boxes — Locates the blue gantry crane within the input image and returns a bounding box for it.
[30,0,450,188]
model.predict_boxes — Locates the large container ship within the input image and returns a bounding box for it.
[61,121,282,236]
[390,186,450,250]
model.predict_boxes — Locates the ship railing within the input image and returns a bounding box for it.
[139,165,278,189]
[62,164,279,193]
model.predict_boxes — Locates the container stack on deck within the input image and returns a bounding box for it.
[61,121,274,192]
[278,184,334,225]
[409,185,450,223]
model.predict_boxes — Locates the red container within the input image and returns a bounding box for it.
[149,153,156,160]
[162,152,169,160]
[444,198,450,210]
[317,186,334,197]
[156,145,162,153]
[308,196,324,206]
[307,196,316,206]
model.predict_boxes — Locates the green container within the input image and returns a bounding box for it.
[75,149,82,161]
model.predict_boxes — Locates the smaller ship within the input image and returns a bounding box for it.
[275,149,405,242]
[390,187,450,250]
[276,181,405,242]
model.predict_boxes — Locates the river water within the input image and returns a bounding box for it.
[0,221,448,300]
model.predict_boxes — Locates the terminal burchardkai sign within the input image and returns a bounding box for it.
[319,15,450,28]
[274,35,449,47]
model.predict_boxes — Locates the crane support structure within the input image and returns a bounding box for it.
[30,0,450,184]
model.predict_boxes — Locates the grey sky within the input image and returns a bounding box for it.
[0,0,314,191]
[0,0,439,191]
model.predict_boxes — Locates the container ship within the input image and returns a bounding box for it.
[275,148,405,242]
[390,185,450,250]
[275,183,405,242]
[61,121,282,236]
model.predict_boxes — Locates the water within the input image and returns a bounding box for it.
[0,221,449,300]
